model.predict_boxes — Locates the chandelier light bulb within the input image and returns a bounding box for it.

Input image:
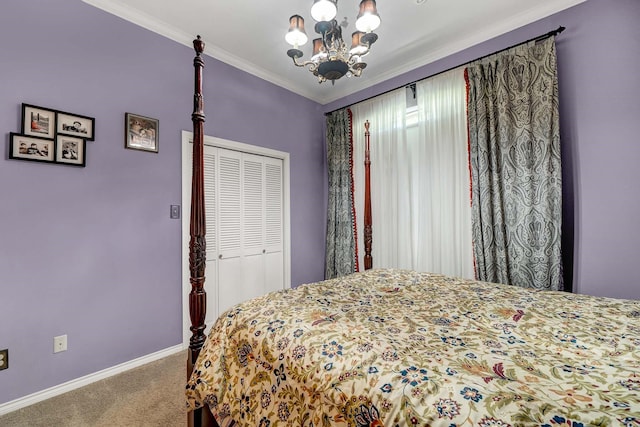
[350,31,368,55]
[311,38,327,61]
[285,15,309,47]
[355,0,381,32]
[310,0,337,22]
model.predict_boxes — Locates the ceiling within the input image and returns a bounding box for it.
[83,0,586,105]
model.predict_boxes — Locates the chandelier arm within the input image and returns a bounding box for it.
[291,56,321,74]
[322,26,330,51]
[323,22,336,53]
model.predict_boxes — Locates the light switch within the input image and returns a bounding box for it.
[170,205,181,219]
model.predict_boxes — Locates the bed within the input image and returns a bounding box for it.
[185,37,640,426]
[186,268,640,426]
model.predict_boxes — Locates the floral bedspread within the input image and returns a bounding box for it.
[186,269,640,426]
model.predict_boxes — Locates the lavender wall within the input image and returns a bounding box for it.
[0,0,325,405]
[2,0,638,409]
[326,0,640,301]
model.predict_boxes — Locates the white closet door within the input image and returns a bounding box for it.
[217,149,245,314]
[182,132,290,344]
[241,153,266,301]
[264,157,284,294]
[203,147,218,328]
[216,149,285,314]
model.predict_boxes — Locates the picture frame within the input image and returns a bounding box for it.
[22,104,56,139]
[57,110,95,141]
[55,135,86,167]
[9,133,55,163]
[125,112,158,153]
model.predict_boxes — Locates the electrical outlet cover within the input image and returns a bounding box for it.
[54,335,67,353]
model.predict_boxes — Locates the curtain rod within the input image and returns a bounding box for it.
[325,26,565,116]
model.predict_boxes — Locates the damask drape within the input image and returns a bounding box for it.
[466,37,563,290]
[325,108,357,279]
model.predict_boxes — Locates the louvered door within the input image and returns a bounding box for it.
[202,148,218,328]
[264,157,284,293]
[213,148,285,317]
[183,134,288,341]
[216,149,246,315]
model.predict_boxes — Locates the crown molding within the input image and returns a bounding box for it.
[373,0,587,82]
[313,0,588,105]
[83,0,587,105]
[82,0,320,102]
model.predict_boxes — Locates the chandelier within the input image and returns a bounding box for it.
[285,0,381,84]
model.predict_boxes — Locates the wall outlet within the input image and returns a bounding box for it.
[53,335,67,353]
[0,349,7,370]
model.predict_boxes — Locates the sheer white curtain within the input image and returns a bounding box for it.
[351,68,474,279]
[415,68,474,278]
[351,89,410,269]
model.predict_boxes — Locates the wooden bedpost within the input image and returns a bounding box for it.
[364,120,372,270]
[188,35,216,427]
[188,34,207,379]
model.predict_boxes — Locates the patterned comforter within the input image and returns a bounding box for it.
[186,269,640,426]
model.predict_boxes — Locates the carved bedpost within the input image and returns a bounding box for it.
[188,35,213,427]
[364,120,372,270]
[188,34,207,371]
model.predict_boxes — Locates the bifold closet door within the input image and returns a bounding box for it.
[234,153,265,304]
[216,149,284,315]
[263,156,284,294]
[202,145,219,328]
[216,149,244,316]
[186,141,285,330]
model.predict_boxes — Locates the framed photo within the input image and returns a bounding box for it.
[22,104,56,139]
[55,135,86,167]
[57,111,95,140]
[9,133,55,163]
[125,113,158,153]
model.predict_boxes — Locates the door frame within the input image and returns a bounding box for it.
[181,130,292,347]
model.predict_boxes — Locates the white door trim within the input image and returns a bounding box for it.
[181,130,292,346]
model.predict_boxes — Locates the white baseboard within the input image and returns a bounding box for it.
[0,344,186,416]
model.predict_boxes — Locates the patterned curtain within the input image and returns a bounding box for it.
[466,37,563,290]
[325,108,357,279]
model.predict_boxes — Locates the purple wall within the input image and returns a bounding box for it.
[2,0,638,409]
[0,0,325,405]
[326,0,640,301]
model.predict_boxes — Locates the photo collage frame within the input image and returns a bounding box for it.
[8,103,95,167]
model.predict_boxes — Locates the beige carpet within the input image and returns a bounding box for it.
[0,350,186,427]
